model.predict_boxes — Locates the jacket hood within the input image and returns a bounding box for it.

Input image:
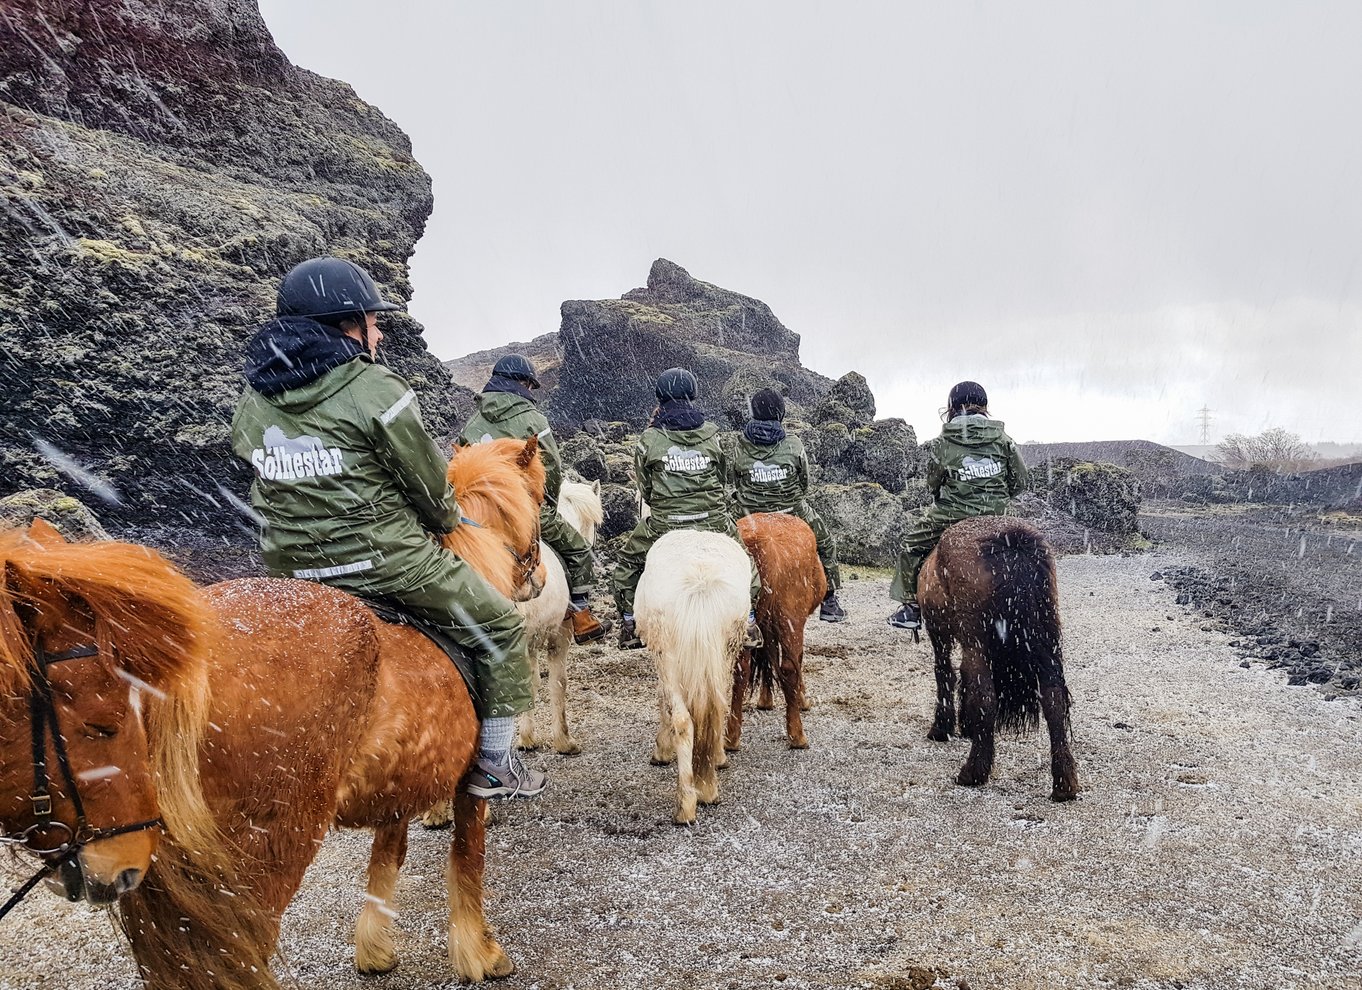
[244,316,366,397]
[651,422,719,445]
[941,414,1007,446]
[474,389,536,422]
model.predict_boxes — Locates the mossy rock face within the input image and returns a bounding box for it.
[0,488,111,541]
[813,372,876,428]
[1047,461,1142,534]
[547,259,835,428]
[807,482,908,567]
[0,2,466,538]
[597,483,639,540]
[559,435,608,483]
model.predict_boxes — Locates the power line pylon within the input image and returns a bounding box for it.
[1196,405,1213,444]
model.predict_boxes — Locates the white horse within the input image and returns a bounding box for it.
[515,479,604,754]
[635,529,751,825]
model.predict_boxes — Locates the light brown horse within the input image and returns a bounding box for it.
[727,512,826,751]
[919,515,1080,802]
[0,520,225,912]
[118,436,547,988]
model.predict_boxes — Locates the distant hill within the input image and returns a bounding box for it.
[1173,443,1362,465]
[1019,440,1223,477]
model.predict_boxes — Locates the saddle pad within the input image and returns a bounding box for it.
[359,598,483,712]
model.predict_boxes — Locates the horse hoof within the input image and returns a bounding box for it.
[787,736,809,750]
[650,754,673,767]
[724,739,741,753]
[355,946,399,975]
[955,769,988,787]
[926,727,949,742]
[1051,782,1081,802]
[673,811,696,826]
[485,952,516,980]
[554,738,582,756]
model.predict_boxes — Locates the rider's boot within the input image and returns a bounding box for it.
[887,601,922,630]
[818,590,846,623]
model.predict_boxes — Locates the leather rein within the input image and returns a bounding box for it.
[0,642,163,921]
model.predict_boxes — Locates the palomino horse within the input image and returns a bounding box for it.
[727,512,826,751]
[515,479,605,755]
[117,436,548,989]
[0,520,226,915]
[919,515,1080,802]
[636,530,751,825]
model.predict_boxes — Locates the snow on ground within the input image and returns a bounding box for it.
[2,550,1360,989]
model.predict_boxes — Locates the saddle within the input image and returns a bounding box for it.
[359,598,484,712]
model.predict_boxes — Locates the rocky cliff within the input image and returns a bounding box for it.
[515,259,837,429]
[0,0,469,532]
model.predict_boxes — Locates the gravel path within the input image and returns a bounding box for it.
[3,551,1360,990]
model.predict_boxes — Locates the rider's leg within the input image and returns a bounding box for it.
[540,504,606,642]
[611,519,658,648]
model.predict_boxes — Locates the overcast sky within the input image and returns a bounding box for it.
[258,1,1361,445]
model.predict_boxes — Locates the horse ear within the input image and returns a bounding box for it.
[517,435,539,468]
[591,479,601,495]
[25,518,68,546]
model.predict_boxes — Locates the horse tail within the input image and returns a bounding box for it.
[980,523,1067,736]
[749,638,776,700]
[117,662,279,989]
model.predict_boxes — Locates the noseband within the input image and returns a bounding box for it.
[0,642,163,920]
[510,520,543,591]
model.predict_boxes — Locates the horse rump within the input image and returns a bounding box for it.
[976,520,1067,736]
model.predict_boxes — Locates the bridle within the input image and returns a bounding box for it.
[0,641,163,921]
[460,513,543,594]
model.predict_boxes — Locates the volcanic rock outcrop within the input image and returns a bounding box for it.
[0,0,469,531]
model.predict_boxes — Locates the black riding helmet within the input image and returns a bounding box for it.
[947,380,988,412]
[277,257,403,319]
[492,353,541,389]
[655,367,698,402]
[749,388,786,421]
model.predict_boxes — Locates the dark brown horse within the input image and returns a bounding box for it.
[727,512,827,751]
[919,515,1079,801]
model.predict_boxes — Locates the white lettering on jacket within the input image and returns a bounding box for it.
[957,455,1003,481]
[662,446,711,473]
[749,460,789,483]
[251,425,346,482]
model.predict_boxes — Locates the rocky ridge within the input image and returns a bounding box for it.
[0,0,470,532]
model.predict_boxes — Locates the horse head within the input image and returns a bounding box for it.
[0,522,214,906]
[445,436,549,601]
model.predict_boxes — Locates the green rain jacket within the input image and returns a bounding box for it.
[458,390,561,504]
[231,358,461,592]
[730,433,810,514]
[923,414,1028,518]
[635,423,729,526]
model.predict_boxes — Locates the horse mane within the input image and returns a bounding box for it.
[0,530,220,838]
[443,438,545,597]
[557,480,604,542]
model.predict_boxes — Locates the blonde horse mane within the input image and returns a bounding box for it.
[443,437,546,597]
[557,480,604,543]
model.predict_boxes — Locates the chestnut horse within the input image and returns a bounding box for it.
[727,512,826,751]
[118,436,547,988]
[919,515,1080,802]
[0,520,226,915]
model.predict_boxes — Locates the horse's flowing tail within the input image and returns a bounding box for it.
[980,524,1067,736]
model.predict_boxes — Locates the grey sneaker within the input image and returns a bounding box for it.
[887,602,921,630]
[819,593,846,623]
[465,754,547,800]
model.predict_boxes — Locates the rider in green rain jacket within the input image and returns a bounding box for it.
[230,256,543,801]
[888,380,1028,630]
[729,388,845,622]
[458,353,607,645]
[611,368,763,650]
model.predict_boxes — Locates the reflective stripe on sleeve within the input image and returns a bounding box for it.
[379,390,416,425]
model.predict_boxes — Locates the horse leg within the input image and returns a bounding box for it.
[447,792,515,980]
[725,650,752,752]
[693,703,722,806]
[669,689,698,825]
[956,645,996,787]
[515,645,541,751]
[546,623,581,755]
[777,643,808,749]
[1040,676,1080,801]
[421,798,453,829]
[650,683,676,766]
[355,821,408,974]
[926,624,957,742]
[756,679,775,711]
